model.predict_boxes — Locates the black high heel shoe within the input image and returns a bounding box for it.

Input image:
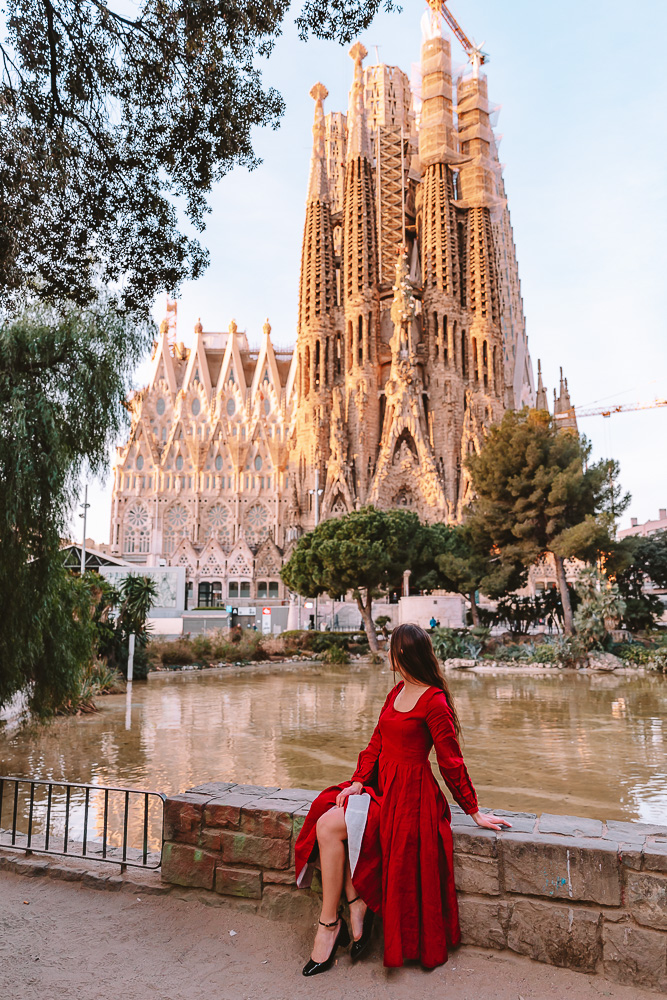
[347,896,375,962]
[302,914,350,977]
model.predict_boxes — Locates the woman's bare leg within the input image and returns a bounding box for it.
[344,859,368,941]
[310,806,347,962]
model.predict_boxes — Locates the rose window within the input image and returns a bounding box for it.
[206,504,232,544]
[245,503,270,546]
[124,504,150,554]
[126,504,149,530]
[163,503,189,554]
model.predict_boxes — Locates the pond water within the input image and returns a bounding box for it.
[2,663,666,850]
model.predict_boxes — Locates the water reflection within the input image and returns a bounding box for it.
[0,665,665,837]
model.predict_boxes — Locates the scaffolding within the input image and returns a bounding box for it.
[376,125,407,284]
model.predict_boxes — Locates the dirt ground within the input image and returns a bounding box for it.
[0,872,656,1000]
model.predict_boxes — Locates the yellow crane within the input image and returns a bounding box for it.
[427,0,489,75]
[555,399,667,421]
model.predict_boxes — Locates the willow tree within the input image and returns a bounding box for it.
[465,409,628,635]
[0,300,152,714]
[281,506,417,652]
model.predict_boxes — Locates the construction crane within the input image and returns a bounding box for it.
[428,0,489,75]
[555,399,667,421]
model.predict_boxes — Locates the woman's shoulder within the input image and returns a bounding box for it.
[423,686,453,715]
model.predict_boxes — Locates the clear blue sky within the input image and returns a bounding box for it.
[82,0,667,544]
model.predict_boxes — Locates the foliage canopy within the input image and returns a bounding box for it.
[0,300,152,713]
[281,505,418,650]
[465,409,629,633]
[0,0,394,313]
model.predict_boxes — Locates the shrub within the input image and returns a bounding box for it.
[88,659,125,694]
[149,637,197,667]
[191,634,213,660]
[431,627,471,662]
[322,644,350,664]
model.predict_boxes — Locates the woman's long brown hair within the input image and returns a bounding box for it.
[389,623,462,738]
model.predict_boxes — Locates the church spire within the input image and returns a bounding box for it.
[535,359,548,411]
[298,83,336,334]
[307,82,329,203]
[347,43,370,160]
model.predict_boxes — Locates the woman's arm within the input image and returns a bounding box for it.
[337,687,396,803]
[425,691,511,831]
[425,691,479,815]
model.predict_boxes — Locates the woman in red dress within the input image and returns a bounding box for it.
[294,622,511,976]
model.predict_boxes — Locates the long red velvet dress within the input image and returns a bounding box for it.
[294,682,479,969]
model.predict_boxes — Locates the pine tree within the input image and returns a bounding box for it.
[281,506,417,652]
[465,409,629,635]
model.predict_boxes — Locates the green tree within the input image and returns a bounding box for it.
[0,299,151,714]
[413,521,525,626]
[114,574,159,679]
[465,409,629,635]
[1,0,393,312]
[573,567,626,650]
[615,530,667,631]
[281,506,418,652]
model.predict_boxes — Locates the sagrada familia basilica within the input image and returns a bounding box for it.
[109,3,556,606]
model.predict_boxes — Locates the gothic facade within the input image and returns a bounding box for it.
[109,9,535,605]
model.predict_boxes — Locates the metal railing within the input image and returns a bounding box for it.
[0,777,166,870]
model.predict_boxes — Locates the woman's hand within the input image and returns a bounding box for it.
[470,811,512,831]
[335,782,363,808]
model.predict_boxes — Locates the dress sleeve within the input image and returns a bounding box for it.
[425,690,479,815]
[350,686,396,784]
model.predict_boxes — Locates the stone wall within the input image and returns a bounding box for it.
[161,782,667,993]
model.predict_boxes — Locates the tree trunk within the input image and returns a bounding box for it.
[356,593,379,652]
[554,553,575,635]
[468,591,480,627]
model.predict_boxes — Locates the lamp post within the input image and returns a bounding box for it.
[79,485,90,574]
[308,469,324,629]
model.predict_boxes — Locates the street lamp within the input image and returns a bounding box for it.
[79,485,91,574]
[308,468,324,629]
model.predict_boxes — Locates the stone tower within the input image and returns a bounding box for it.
[288,7,534,529]
[109,4,538,598]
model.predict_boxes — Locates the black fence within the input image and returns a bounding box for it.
[0,776,165,870]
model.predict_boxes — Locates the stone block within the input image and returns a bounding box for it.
[507,899,602,973]
[626,871,667,930]
[263,869,296,885]
[451,826,497,857]
[161,842,217,890]
[8,857,49,877]
[228,784,279,797]
[538,814,604,838]
[240,800,301,839]
[453,854,500,895]
[186,782,236,797]
[214,865,262,899]
[219,830,291,870]
[500,832,621,906]
[644,841,667,873]
[47,863,85,882]
[490,810,537,834]
[259,885,319,923]
[264,788,318,803]
[458,898,508,949]
[163,793,210,844]
[618,847,643,871]
[607,819,667,839]
[199,827,222,851]
[82,870,113,889]
[204,792,258,831]
[603,921,667,991]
